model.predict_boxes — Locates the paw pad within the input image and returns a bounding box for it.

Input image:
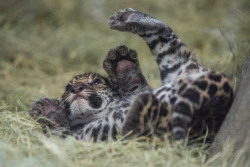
[103,45,148,94]
[103,45,139,76]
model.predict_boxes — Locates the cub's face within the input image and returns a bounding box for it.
[62,73,111,115]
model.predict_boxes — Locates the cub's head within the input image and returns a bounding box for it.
[62,73,112,116]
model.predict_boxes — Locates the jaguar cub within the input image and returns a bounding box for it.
[30,46,151,142]
[109,8,233,141]
[30,9,233,143]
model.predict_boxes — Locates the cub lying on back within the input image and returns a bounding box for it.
[30,8,233,143]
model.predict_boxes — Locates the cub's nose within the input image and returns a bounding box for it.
[71,84,85,94]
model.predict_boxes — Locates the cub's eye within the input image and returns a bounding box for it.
[65,84,72,91]
[92,78,102,85]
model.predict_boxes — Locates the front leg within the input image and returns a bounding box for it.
[30,98,71,138]
[73,113,123,142]
[103,45,151,96]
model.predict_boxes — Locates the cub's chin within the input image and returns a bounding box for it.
[69,95,104,115]
[70,99,89,115]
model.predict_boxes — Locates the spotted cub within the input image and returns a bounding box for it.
[109,8,233,142]
[30,46,151,141]
[30,9,233,143]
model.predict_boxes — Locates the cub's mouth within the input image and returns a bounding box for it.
[71,95,87,103]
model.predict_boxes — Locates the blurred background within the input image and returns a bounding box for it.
[0,0,249,111]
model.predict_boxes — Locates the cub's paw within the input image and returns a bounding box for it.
[109,8,166,34]
[29,98,61,127]
[103,45,148,93]
[109,8,136,31]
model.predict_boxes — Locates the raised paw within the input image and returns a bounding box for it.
[103,45,149,94]
[29,98,61,127]
[109,8,167,35]
[109,8,136,31]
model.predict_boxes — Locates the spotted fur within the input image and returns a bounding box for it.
[110,8,233,141]
[30,9,233,143]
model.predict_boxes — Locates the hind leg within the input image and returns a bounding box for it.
[109,9,193,84]
[122,72,233,141]
[122,93,171,138]
[170,72,233,140]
